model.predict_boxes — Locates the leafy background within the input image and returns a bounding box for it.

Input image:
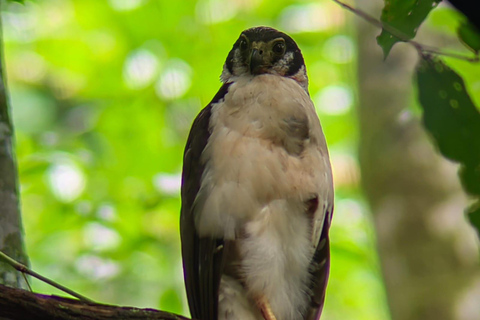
[1,0,479,319]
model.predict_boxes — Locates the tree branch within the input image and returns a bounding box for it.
[0,284,192,320]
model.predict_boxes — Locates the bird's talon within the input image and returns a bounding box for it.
[257,296,277,320]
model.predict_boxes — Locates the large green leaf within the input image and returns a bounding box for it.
[416,55,480,235]
[416,56,480,166]
[377,0,442,58]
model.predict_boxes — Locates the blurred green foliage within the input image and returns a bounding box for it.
[3,0,387,318]
[2,0,479,319]
[376,0,480,237]
[400,0,480,236]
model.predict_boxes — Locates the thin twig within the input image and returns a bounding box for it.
[331,0,479,62]
[415,44,479,62]
[0,250,94,303]
[21,272,33,292]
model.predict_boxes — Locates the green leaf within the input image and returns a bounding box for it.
[458,22,480,53]
[467,203,480,237]
[416,56,480,166]
[459,165,480,196]
[377,0,442,58]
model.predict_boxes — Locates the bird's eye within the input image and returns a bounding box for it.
[272,41,285,55]
[239,39,248,51]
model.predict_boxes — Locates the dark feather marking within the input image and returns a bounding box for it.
[222,240,243,282]
[181,82,232,320]
[306,196,319,219]
[306,204,333,320]
[280,115,309,156]
[211,82,233,106]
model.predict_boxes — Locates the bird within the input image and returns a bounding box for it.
[180,26,334,320]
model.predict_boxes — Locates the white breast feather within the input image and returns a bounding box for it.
[195,74,333,320]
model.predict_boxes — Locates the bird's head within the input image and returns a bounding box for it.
[221,26,308,91]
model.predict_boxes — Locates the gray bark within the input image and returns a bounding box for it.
[0,3,29,288]
[356,1,480,320]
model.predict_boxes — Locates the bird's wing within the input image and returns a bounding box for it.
[307,203,333,320]
[180,83,232,320]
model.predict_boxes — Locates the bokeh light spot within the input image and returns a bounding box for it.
[47,159,86,203]
[280,3,344,33]
[75,254,121,280]
[196,0,238,24]
[155,59,192,100]
[83,222,121,251]
[108,0,146,11]
[123,49,160,89]
[153,172,181,195]
[315,85,353,115]
[322,35,355,64]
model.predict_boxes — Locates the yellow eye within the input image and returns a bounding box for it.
[272,41,285,55]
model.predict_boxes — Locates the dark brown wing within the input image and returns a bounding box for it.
[180,83,232,320]
[306,204,334,320]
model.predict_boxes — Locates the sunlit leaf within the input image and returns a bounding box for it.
[458,22,480,53]
[377,0,441,58]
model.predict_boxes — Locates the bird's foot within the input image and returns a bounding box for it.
[257,296,277,320]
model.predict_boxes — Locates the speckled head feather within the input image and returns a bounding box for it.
[221,26,309,92]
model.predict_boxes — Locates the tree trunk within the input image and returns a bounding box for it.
[356,1,480,320]
[0,2,29,288]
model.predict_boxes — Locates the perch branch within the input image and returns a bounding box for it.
[0,284,192,320]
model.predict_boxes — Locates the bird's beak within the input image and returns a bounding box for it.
[250,49,263,73]
[249,43,269,75]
